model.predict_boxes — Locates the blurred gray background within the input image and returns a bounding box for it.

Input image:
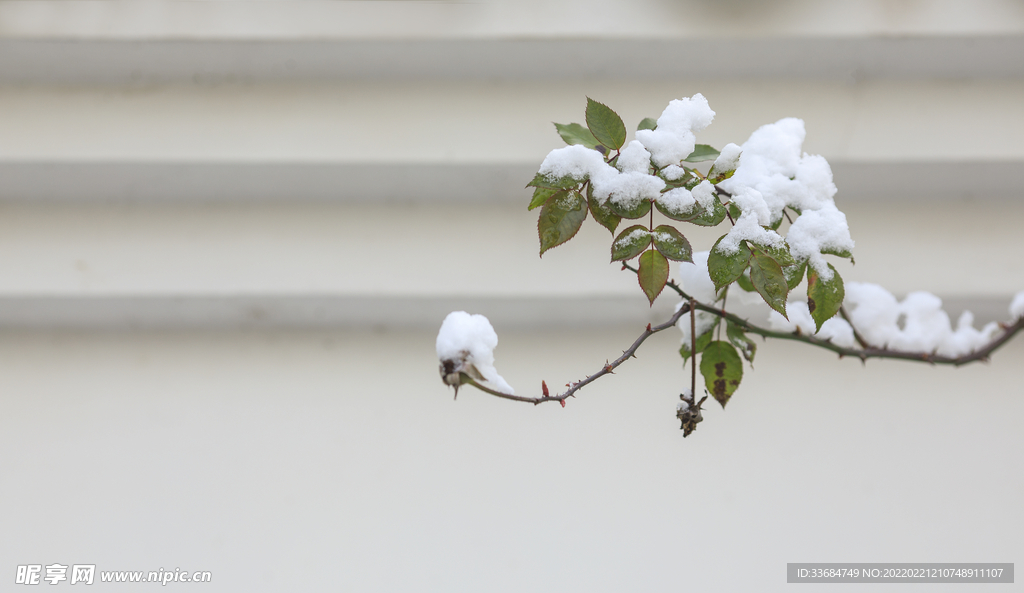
[0,1,1022,591]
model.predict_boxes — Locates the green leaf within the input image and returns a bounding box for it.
[784,260,807,290]
[726,321,757,363]
[751,242,797,268]
[587,183,620,234]
[538,190,588,257]
[684,199,728,226]
[527,171,581,190]
[607,195,652,220]
[585,98,627,151]
[748,252,789,318]
[683,144,720,163]
[821,246,853,259]
[699,341,743,408]
[637,117,658,131]
[529,186,561,211]
[554,122,601,149]
[807,264,845,332]
[651,225,693,262]
[679,319,718,364]
[707,237,751,291]
[637,249,669,305]
[611,225,652,262]
[736,269,755,293]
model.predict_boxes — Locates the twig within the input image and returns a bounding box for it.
[459,302,692,405]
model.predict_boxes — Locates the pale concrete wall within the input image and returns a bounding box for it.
[1,2,1022,591]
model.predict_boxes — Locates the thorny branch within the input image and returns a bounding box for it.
[463,265,1024,406]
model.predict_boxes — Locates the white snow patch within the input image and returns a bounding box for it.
[656,187,696,216]
[662,165,687,181]
[690,179,716,211]
[436,311,514,394]
[636,93,715,168]
[712,143,742,173]
[616,140,652,174]
[1011,291,1024,319]
[767,299,857,348]
[538,144,618,185]
[843,283,999,357]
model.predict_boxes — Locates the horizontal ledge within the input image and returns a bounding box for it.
[2,37,1023,84]
[0,161,1020,203]
[0,294,1013,331]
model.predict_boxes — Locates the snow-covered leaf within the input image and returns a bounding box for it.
[608,194,652,219]
[538,190,587,256]
[587,183,620,234]
[527,171,581,190]
[707,237,751,291]
[651,225,693,262]
[585,98,626,151]
[611,225,651,262]
[785,260,807,290]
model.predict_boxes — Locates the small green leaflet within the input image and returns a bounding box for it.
[637,117,658,131]
[784,260,807,290]
[807,264,845,332]
[637,250,669,305]
[611,225,652,262]
[585,98,626,151]
[748,253,789,318]
[538,190,588,256]
[683,144,720,163]
[684,199,728,227]
[699,341,743,408]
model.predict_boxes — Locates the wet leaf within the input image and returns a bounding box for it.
[807,264,845,332]
[538,190,588,256]
[726,321,757,363]
[699,341,743,408]
[749,252,789,318]
[611,225,652,262]
[651,225,693,262]
[607,195,653,220]
[707,237,751,291]
[587,183,620,234]
[637,117,658,131]
[527,171,581,190]
[529,186,561,211]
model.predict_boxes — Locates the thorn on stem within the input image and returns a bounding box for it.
[542,380,549,397]
[560,400,566,408]
[646,323,652,332]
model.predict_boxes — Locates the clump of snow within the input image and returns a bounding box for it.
[843,282,1000,357]
[1011,291,1024,319]
[598,171,665,212]
[767,300,855,348]
[717,118,854,277]
[676,252,719,347]
[616,140,652,174]
[436,311,514,394]
[715,208,785,255]
[690,179,716,211]
[537,144,616,184]
[656,187,696,216]
[785,204,851,281]
[662,165,687,181]
[636,94,715,168]
[712,143,742,173]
